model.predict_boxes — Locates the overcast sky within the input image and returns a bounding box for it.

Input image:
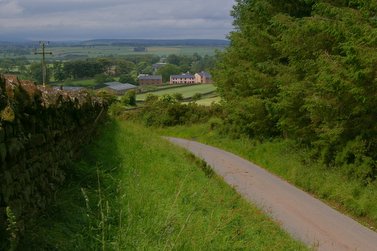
[0,0,235,41]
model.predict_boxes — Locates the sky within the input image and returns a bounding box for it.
[0,0,235,41]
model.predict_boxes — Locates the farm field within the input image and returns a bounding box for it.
[52,78,97,87]
[4,45,225,61]
[190,96,221,106]
[137,84,217,101]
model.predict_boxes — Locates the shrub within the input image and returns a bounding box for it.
[222,97,278,139]
[94,73,113,84]
[192,93,202,101]
[173,92,184,101]
[335,137,376,183]
[96,90,117,104]
[121,90,136,106]
[134,94,220,127]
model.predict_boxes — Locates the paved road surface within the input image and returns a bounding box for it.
[167,137,377,251]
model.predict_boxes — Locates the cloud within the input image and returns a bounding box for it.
[0,0,235,40]
[0,0,23,17]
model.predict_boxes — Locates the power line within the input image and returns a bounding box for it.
[34,41,52,87]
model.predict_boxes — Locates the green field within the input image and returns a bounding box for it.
[137,84,217,101]
[189,96,221,106]
[4,45,225,61]
[52,78,97,87]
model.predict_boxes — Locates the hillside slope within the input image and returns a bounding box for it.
[18,120,306,250]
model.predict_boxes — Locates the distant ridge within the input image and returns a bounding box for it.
[80,39,230,47]
[0,39,230,49]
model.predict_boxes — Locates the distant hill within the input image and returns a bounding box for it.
[80,39,230,47]
[0,39,230,48]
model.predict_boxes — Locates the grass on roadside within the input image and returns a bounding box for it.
[18,120,307,250]
[157,123,377,230]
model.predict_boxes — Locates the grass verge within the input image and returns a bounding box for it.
[157,123,377,230]
[18,120,307,250]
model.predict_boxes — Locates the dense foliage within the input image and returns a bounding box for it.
[133,94,222,127]
[214,0,377,181]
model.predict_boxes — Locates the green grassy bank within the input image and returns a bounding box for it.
[18,120,306,250]
[158,123,377,230]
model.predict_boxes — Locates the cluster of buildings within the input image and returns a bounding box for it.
[138,71,212,86]
[95,71,212,95]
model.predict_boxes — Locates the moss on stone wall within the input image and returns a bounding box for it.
[0,75,109,246]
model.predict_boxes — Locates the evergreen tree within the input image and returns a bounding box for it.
[214,0,377,180]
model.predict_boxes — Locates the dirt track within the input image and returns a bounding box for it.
[167,137,377,251]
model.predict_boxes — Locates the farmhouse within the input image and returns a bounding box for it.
[195,71,212,84]
[138,75,163,86]
[170,74,195,84]
[103,82,137,95]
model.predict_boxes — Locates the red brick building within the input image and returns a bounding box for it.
[138,75,163,85]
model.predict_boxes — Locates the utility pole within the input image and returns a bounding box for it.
[34,41,52,87]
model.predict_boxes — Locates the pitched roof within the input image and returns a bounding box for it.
[104,81,123,86]
[152,63,167,68]
[53,86,85,91]
[171,74,195,79]
[198,71,212,78]
[138,75,162,80]
[106,83,137,91]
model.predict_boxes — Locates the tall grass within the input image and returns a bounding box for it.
[19,120,307,250]
[158,123,377,230]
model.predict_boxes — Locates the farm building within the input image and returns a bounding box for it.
[138,75,163,85]
[195,71,212,84]
[52,86,85,92]
[104,81,125,86]
[103,82,137,95]
[134,47,147,52]
[170,74,195,84]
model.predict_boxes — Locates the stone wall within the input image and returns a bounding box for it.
[0,75,108,237]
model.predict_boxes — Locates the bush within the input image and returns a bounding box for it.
[96,90,117,105]
[121,90,136,106]
[119,74,137,85]
[222,97,278,139]
[134,94,220,127]
[192,93,202,101]
[108,102,128,117]
[335,137,376,183]
[173,93,184,101]
[94,73,113,84]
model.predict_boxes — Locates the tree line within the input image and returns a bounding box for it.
[0,53,216,85]
[214,0,377,182]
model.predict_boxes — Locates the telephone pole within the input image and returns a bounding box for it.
[34,41,52,86]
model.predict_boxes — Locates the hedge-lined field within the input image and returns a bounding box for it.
[137,84,216,101]
[5,46,223,61]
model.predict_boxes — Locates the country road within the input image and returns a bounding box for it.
[166,137,377,251]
